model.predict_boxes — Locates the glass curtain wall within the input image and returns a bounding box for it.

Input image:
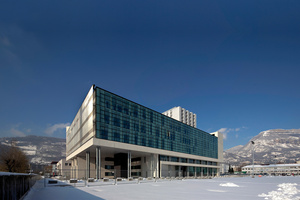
[95,87,218,158]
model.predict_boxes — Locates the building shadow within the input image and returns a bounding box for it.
[24,178,106,200]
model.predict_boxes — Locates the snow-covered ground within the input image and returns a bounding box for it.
[24,176,300,200]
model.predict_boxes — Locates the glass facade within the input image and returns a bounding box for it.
[95,87,218,159]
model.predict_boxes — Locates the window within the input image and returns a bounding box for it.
[171,157,178,162]
[131,165,141,169]
[123,120,130,129]
[113,132,120,142]
[105,165,114,169]
[148,139,153,147]
[101,129,108,139]
[141,125,146,133]
[123,107,129,115]
[141,137,146,146]
[142,109,146,119]
[105,157,114,162]
[105,172,114,176]
[106,101,110,109]
[124,134,129,143]
[132,157,141,162]
[134,136,138,145]
[180,158,187,163]
[150,112,153,123]
[133,107,138,117]
[112,99,116,110]
[104,114,110,124]
[155,128,160,137]
[134,123,139,131]
[117,105,122,112]
[113,117,120,127]
[131,172,141,177]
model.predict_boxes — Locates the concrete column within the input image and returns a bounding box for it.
[194,167,197,177]
[159,161,162,178]
[128,151,131,178]
[71,160,74,179]
[86,151,90,179]
[153,154,159,178]
[96,147,101,179]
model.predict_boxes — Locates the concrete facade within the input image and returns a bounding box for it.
[57,159,72,179]
[163,106,197,128]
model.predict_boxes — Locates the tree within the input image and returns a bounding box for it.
[0,145,29,173]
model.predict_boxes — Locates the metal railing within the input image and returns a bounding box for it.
[43,169,217,188]
[0,172,39,200]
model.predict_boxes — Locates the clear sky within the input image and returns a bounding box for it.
[0,0,299,150]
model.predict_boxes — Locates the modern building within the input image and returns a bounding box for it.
[242,163,300,175]
[66,85,223,179]
[162,106,197,128]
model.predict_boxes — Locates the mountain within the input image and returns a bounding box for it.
[0,135,66,165]
[224,129,300,165]
[225,145,243,154]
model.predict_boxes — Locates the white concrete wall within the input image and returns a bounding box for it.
[141,154,159,178]
[70,157,86,179]
[66,85,95,157]
[161,165,177,177]
[210,131,223,176]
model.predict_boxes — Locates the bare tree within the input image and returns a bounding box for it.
[0,145,29,173]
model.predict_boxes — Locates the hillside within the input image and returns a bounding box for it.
[0,135,66,165]
[224,129,300,165]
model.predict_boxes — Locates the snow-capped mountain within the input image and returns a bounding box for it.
[0,135,66,165]
[224,129,300,165]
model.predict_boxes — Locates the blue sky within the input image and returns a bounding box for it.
[0,0,299,150]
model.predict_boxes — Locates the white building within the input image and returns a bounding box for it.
[242,163,300,175]
[163,106,197,128]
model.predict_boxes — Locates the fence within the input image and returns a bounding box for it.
[43,169,217,187]
[0,172,39,200]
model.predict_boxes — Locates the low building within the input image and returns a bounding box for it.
[57,159,72,179]
[242,163,300,175]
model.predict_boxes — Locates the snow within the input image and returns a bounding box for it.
[258,183,299,200]
[24,176,300,200]
[263,132,270,137]
[220,182,240,187]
